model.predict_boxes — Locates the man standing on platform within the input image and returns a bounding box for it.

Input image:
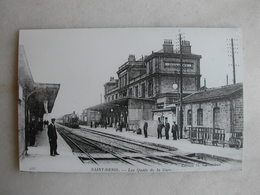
[143,121,148,138]
[48,118,59,156]
[165,119,170,140]
[157,118,164,139]
[171,122,178,140]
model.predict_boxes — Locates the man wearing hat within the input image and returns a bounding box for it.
[48,118,59,156]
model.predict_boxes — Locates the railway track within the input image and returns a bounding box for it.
[57,125,222,167]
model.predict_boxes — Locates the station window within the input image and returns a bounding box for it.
[213,107,220,128]
[148,60,153,74]
[141,83,145,98]
[156,103,164,109]
[128,88,133,97]
[135,86,139,97]
[197,108,203,125]
[148,80,153,97]
[187,109,192,125]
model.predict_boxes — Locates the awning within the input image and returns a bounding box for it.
[87,97,155,111]
[28,83,60,117]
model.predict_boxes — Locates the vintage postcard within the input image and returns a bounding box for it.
[18,28,243,173]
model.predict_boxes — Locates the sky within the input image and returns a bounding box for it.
[19,28,243,118]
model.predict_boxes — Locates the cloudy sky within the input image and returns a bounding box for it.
[19,28,243,118]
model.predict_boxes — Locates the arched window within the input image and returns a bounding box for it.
[213,107,220,129]
[197,108,203,125]
[187,109,192,125]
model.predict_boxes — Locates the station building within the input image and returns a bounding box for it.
[86,39,202,135]
[18,45,60,158]
[182,83,243,142]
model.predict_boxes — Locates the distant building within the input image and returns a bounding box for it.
[182,83,243,142]
[19,45,60,158]
[81,108,101,126]
[86,39,202,134]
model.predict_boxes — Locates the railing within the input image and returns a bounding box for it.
[187,127,226,147]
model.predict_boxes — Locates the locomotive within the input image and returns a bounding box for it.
[62,112,80,128]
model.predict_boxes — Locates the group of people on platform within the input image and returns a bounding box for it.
[89,119,180,140]
[156,118,179,140]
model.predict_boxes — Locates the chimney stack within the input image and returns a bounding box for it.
[128,54,136,64]
[181,40,191,54]
[163,39,174,53]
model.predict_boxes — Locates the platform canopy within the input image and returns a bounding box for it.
[87,97,155,111]
[28,83,60,117]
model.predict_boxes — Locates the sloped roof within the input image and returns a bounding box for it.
[183,83,243,103]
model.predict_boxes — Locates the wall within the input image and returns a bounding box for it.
[139,120,158,137]
[18,85,26,158]
[128,99,154,130]
[232,96,244,133]
[183,97,244,140]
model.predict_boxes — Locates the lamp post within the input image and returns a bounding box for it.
[172,81,183,139]
[179,34,184,139]
[110,108,113,127]
[172,33,184,139]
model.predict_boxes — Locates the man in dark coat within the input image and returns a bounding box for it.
[157,118,164,139]
[165,119,170,140]
[48,118,59,156]
[143,122,148,138]
[171,122,178,140]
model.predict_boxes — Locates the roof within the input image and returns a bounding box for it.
[28,83,60,116]
[19,44,61,117]
[182,83,243,103]
[144,51,202,62]
[87,97,155,111]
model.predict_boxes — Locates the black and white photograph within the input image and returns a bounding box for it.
[18,28,243,173]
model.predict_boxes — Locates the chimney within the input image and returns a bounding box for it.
[163,39,174,53]
[181,40,191,54]
[128,54,135,64]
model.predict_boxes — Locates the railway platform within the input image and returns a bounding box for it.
[20,126,85,172]
[80,125,242,161]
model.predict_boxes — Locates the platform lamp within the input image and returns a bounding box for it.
[110,108,113,127]
[173,82,183,139]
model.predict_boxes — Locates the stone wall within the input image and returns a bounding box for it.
[183,100,231,132]
[183,96,244,139]
[232,96,244,132]
[127,99,155,130]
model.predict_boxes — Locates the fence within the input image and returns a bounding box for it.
[187,127,226,147]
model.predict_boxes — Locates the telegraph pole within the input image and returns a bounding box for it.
[227,38,238,84]
[179,33,183,139]
[231,38,236,84]
[226,74,229,85]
